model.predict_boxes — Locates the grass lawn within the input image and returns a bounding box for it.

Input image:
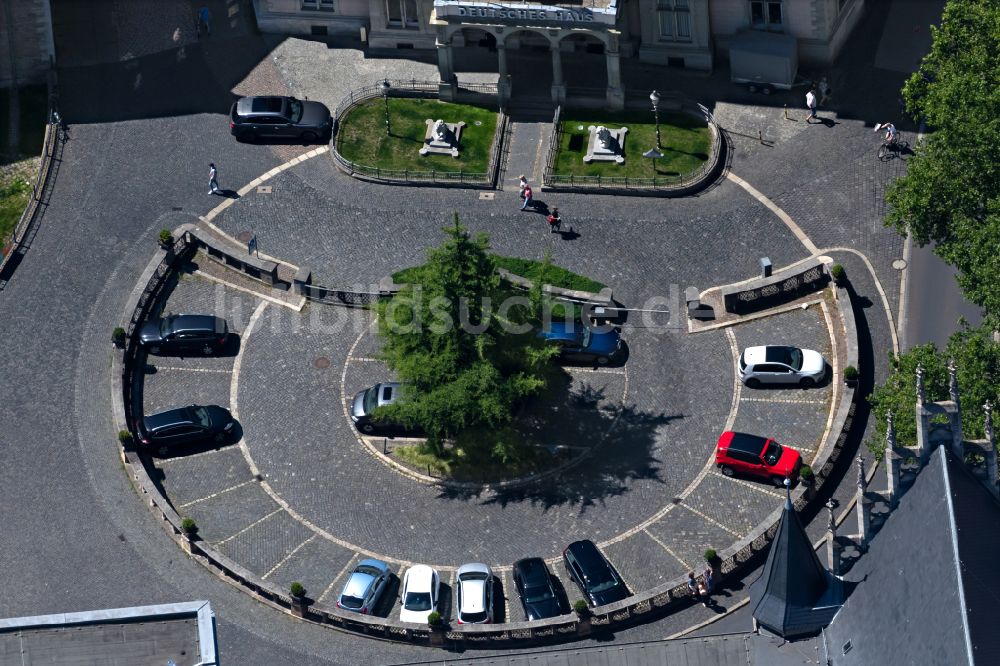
[336,98,498,174]
[0,85,49,246]
[0,178,30,243]
[553,110,711,179]
[394,254,605,293]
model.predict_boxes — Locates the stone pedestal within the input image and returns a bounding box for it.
[420,119,466,158]
[584,125,628,164]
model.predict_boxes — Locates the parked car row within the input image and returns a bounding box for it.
[134,314,237,453]
[332,539,627,624]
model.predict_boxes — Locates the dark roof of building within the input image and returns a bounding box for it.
[749,490,840,638]
[825,446,1000,666]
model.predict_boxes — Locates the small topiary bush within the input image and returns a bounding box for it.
[799,464,814,480]
[572,599,590,616]
[844,365,859,381]
[289,581,306,598]
[180,517,198,536]
[112,327,126,346]
[158,229,174,246]
[830,263,845,282]
[427,611,442,626]
[117,429,133,444]
[704,548,718,563]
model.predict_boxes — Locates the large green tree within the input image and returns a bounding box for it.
[375,215,557,459]
[868,322,1000,459]
[885,0,1000,315]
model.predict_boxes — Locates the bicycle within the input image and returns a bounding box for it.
[877,133,908,161]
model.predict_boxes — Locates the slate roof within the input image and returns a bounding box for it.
[749,490,841,638]
[825,446,1000,665]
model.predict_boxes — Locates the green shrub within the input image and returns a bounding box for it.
[830,264,845,282]
[289,581,306,598]
[844,365,859,381]
[158,229,174,246]
[572,599,590,615]
[112,327,126,345]
[799,464,814,479]
[704,548,718,563]
[117,429,133,444]
[427,611,442,626]
[180,517,198,535]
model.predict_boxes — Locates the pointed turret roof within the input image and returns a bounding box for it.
[750,485,841,637]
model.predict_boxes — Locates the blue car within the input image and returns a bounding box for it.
[336,559,391,615]
[541,320,622,365]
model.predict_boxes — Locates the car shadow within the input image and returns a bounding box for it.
[742,364,832,390]
[719,467,800,489]
[555,340,630,369]
[236,133,331,147]
[372,574,400,618]
[491,577,506,623]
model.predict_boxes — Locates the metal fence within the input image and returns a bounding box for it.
[541,95,724,194]
[330,79,506,188]
[300,283,383,308]
[0,71,63,279]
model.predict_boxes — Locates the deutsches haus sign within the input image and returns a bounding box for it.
[434,1,617,26]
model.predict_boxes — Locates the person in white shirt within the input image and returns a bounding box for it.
[805,88,818,123]
[875,122,898,144]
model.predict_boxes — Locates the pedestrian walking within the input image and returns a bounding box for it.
[687,571,698,599]
[518,174,528,197]
[546,207,562,232]
[197,7,212,36]
[818,77,831,107]
[697,581,711,606]
[805,88,818,123]
[520,184,533,211]
[208,163,220,195]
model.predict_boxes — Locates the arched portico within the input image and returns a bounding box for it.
[434,18,624,110]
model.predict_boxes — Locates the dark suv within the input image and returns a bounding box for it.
[230,96,332,142]
[136,404,235,452]
[139,314,230,355]
[563,540,629,607]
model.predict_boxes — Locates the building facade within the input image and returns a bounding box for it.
[253,0,865,107]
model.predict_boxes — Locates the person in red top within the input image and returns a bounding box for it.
[546,207,561,232]
[520,185,532,211]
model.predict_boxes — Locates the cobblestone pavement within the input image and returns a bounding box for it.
[0,0,920,663]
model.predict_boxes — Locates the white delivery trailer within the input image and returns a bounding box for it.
[729,31,809,94]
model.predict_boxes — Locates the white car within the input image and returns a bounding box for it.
[399,564,440,624]
[455,563,494,624]
[739,345,827,388]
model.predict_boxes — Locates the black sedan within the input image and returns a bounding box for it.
[230,96,332,142]
[563,540,629,607]
[136,404,235,452]
[139,314,229,355]
[513,558,563,620]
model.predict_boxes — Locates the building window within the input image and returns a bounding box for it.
[387,0,419,29]
[657,0,691,42]
[302,0,335,11]
[750,1,782,31]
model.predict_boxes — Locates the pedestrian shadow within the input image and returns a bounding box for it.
[555,226,581,241]
[212,189,241,200]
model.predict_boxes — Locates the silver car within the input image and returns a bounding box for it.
[455,563,494,624]
[739,345,827,388]
[336,558,390,615]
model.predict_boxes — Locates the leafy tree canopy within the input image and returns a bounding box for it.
[885,0,1000,315]
[868,322,1000,459]
[375,215,558,454]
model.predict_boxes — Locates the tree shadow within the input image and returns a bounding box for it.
[436,375,683,511]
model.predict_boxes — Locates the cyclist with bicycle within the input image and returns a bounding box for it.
[875,122,898,146]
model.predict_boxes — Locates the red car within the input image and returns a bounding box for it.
[716,431,801,485]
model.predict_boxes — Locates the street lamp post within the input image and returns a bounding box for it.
[381,79,392,136]
[643,147,663,180]
[649,89,661,150]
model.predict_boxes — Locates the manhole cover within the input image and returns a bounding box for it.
[892,259,907,270]
[257,185,272,194]
[313,356,330,369]
[236,231,253,243]
[479,192,496,200]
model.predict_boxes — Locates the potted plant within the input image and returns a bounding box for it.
[158,229,175,249]
[180,517,198,554]
[799,464,817,498]
[117,429,133,446]
[830,263,846,285]
[289,582,309,618]
[573,599,592,635]
[112,327,126,348]
[427,611,446,644]
[844,365,859,387]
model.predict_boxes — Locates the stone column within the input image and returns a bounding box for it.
[915,365,932,462]
[985,401,998,497]
[436,36,457,101]
[550,44,565,105]
[497,42,510,107]
[604,33,624,111]
[855,455,870,546]
[885,411,900,508]
[826,500,841,576]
